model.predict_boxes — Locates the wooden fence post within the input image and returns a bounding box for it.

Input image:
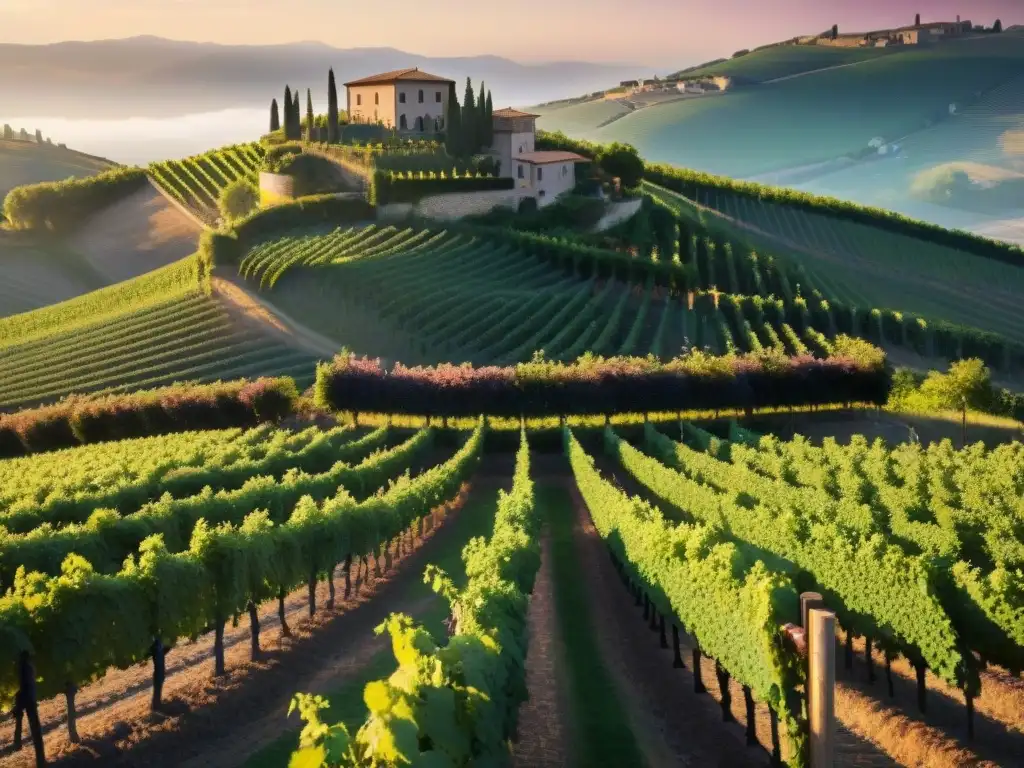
[808,608,836,768]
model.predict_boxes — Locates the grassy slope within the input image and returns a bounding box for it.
[537,35,1024,179]
[671,44,899,82]
[0,255,318,409]
[796,69,1024,230]
[0,138,112,203]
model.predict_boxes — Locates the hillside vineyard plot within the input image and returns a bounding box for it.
[571,422,1024,760]
[149,143,265,225]
[0,255,317,409]
[236,221,850,365]
[239,209,1016,375]
[646,185,1024,372]
[0,420,484,756]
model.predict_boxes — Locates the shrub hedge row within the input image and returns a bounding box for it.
[536,130,1024,266]
[313,343,890,417]
[2,166,148,233]
[201,194,376,264]
[0,377,299,456]
[369,170,514,206]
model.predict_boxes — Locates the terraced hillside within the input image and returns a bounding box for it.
[233,214,1005,376]
[148,143,265,226]
[0,254,318,409]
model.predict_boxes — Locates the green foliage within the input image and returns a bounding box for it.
[570,428,807,763]
[149,142,265,225]
[218,178,260,222]
[328,69,340,144]
[596,142,645,189]
[0,422,485,714]
[2,166,147,233]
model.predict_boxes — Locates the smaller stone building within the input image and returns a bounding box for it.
[513,151,589,206]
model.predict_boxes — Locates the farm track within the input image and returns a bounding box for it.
[548,471,771,768]
[511,527,571,768]
[0,486,471,768]
[212,271,340,361]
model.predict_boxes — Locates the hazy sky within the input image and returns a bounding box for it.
[1,0,1019,69]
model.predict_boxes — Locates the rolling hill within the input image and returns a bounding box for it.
[538,35,1024,178]
[0,137,112,202]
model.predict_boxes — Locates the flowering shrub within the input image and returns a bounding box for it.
[314,340,890,417]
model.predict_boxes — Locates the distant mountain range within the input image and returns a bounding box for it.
[0,36,634,118]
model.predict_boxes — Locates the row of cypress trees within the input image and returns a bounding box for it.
[269,68,343,142]
[446,77,493,158]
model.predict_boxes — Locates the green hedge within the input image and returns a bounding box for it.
[2,166,148,233]
[369,170,514,205]
[536,130,1024,267]
[0,377,299,456]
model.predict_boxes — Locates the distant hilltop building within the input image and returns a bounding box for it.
[345,67,454,132]
[814,18,972,47]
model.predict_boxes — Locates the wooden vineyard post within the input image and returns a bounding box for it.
[808,608,836,768]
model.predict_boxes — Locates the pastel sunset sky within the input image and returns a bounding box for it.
[1,0,1018,69]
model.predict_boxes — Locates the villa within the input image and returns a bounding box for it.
[345,67,454,132]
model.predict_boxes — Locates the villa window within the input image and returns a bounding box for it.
[374,92,379,105]
[517,165,524,179]
[418,89,424,103]
[435,91,442,102]
[537,167,543,181]
[399,92,406,103]
[399,114,408,130]
[356,94,362,106]
[562,165,568,177]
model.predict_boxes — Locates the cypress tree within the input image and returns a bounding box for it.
[35,129,43,144]
[994,19,1003,33]
[484,90,494,149]
[462,78,476,154]
[476,80,488,151]
[270,99,280,133]
[327,68,339,143]
[293,91,302,139]
[445,86,462,157]
[2,124,11,139]
[283,86,293,138]
[306,88,314,143]
[915,13,920,26]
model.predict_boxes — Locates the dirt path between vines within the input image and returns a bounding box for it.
[511,528,571,768]
[0,488,469,768]
[212,271,339,360]
[561,478,768,768]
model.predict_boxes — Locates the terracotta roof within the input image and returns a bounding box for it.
[344,67,454,87]
[493,107,539,119]
[514,151,589,164]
